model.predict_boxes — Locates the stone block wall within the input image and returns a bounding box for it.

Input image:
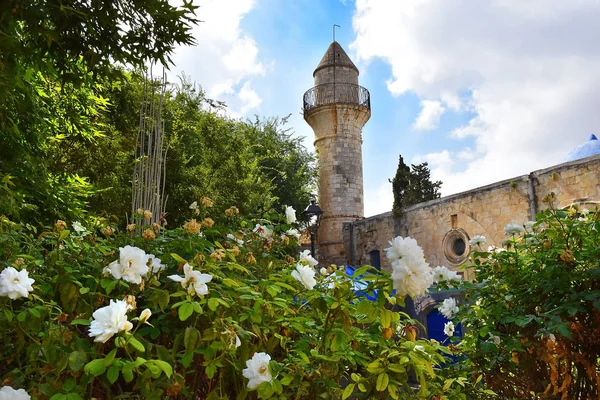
[315,65,358,86]
[346,154,600,275]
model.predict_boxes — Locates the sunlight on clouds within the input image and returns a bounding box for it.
[169,0,265,116]
[413,100,445,130]
[352,0,600,195]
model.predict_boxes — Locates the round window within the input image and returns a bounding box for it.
[442,229,470,265]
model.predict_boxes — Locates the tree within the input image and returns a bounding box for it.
[0,0,198,224]
[390,156,442,217]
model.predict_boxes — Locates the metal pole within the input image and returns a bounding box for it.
[333,24,340,103]
[310,232,315,257]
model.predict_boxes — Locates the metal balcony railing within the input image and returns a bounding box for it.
[303,83,371,112]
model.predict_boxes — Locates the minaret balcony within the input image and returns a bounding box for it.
[303,83,371,113]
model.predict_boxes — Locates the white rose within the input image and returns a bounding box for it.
[298,250,318,267]
[286,228,301,240]
[439,297,459,319]
[147,254,165,274]
[291,263,317,290]
[504,223,524,236]
[285,206,297,224]
[444,321,455,336]
[431,266,462,285]
[89,300,133,343]
[0,267,35,300]
[242,352,273,389]
[391,258,433,298]
[106,246,149,284]
[253,224,273,238]
[0,386,30,400]
[72,221,85,233]
[468,235,486,247]
[168,263,213,296]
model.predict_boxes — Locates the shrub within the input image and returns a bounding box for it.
[0,206,479,399]
[450,203,600,399]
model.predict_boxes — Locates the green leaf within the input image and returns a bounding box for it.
[207,298,219,312]
[149,360,173,378]
[50,394,67,400]
[128,336,145,352]
[280,374,293,386]
[68,351,87,371]
[79,287,90,294]
[376,372,389,392]
[122,364,134,382]
[342,384,355,400]
[107,365,120,384]
[62,378,76,392]
[171,253,188,263]
[296,351,310,364]
[17,312,27,322]
[380,309,392,328]
[84,359,106,376]
[66,394,83,400]
[104,348,118,366]
[3,309,13,322]
[184,327,201,353]
[70,319,91,326]
[179,302,194,321]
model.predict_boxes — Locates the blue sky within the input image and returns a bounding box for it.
[170,0,600,216]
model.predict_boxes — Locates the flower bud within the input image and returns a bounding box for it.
[143,210,152,220]
[200,196,213,208]
[102,226,115,236]
[202,217,215,228]
[142,228,156,241]
[183,219,201,234]
[139,308,152,323]
[382,327,393,340]
[124,295,137,310]
[126,223,136,232]
[56,220,67,232]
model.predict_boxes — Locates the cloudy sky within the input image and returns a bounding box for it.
[168,0,600,217]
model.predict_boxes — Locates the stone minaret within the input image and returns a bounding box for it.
[303,42,371,265]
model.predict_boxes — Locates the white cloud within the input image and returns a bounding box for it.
[365,181,394,217]
[412,150,453,170]
[351,0,600,195]
[168,0,265,115]
[237,82,262,115]
[413,100,445,130]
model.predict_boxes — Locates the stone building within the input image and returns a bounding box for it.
[302,42,371,266]
[303,42,600,339]
[302,42,600,274]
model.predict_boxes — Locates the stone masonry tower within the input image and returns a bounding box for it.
[303,42,371,265]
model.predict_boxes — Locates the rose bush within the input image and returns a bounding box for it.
[0,205,486,399]
[439,200,600,399]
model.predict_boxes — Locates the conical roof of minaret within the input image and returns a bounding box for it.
[313,41,359,77]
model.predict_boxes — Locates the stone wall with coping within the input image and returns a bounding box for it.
[345,154,600,274]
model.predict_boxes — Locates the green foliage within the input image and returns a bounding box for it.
[0,210,464,399]
[390,156,442,217]
[452,204,600,399]
[0,0,197,224]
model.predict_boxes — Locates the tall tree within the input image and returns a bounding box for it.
[390,156,442,216]
[0,0,198,224]
[390,156,411,217]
